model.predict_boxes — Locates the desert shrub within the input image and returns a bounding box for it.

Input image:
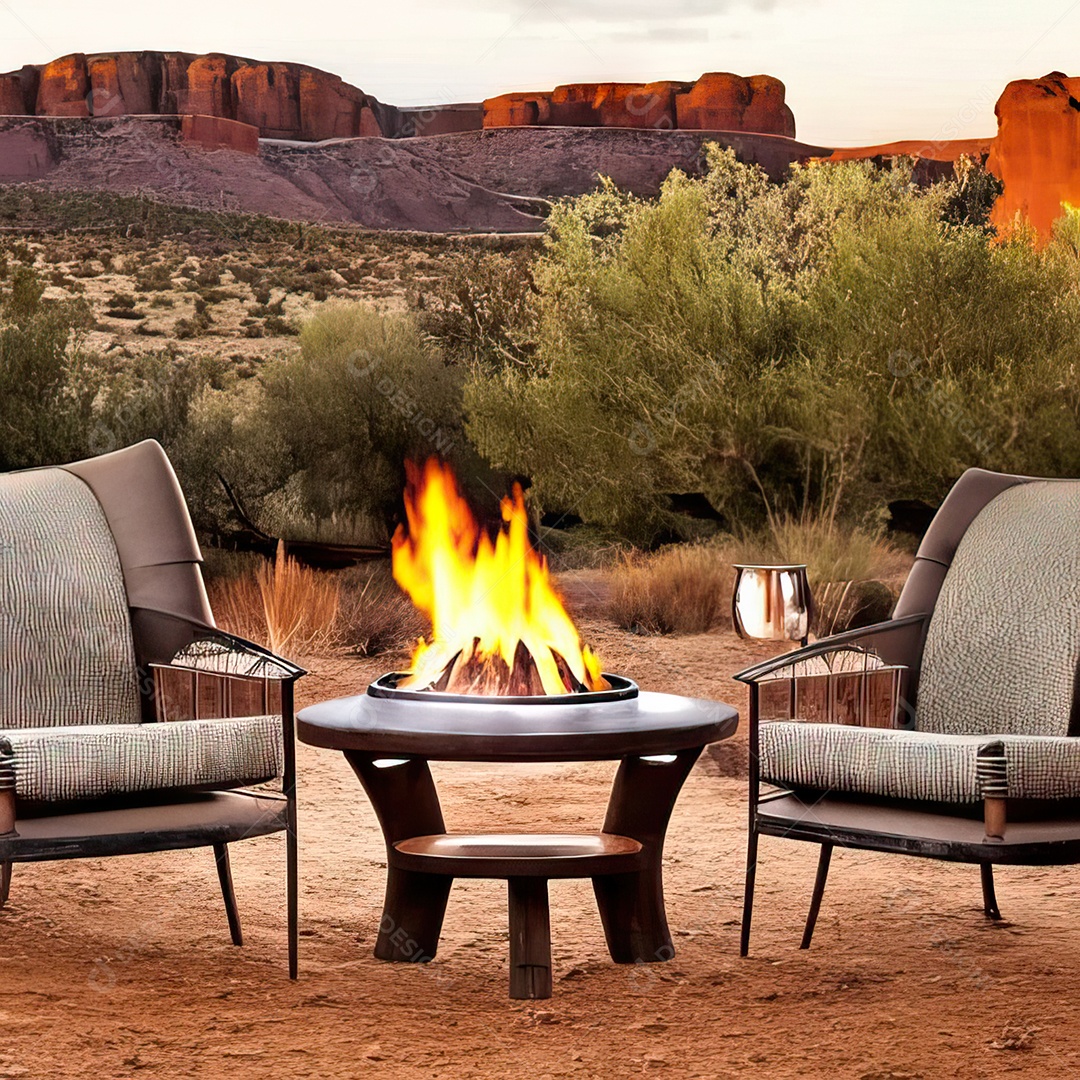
[135,261,176,291]
[607,545,730,634]
[87,349,226,458]
[193,264,222,288]
[413,249,538,369]
[170,378,291,538]
[466,148,1080,541]
[0,267,97,469]
[257,302,466,531]
[334,564,427,656]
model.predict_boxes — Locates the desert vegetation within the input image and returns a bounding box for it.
[3,149,1079,643]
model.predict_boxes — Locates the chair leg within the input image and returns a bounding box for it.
[0,861,10,909]
[981,863,1002,920]
[800,843,833,949]
[287,807,299,980]
[214,843,243,947]
[740,826,759,957]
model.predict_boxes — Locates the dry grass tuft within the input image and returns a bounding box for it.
[256,543,340,655]
[334,566,428,657]
[207,569,269,645]
[722,516,909,590]
[606,517,910,638]
[607,545,731,635]
[206,550,425,660]
[209,543,339,655]
[717,516,910,636]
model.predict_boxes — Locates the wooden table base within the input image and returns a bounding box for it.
[344,747,702,999]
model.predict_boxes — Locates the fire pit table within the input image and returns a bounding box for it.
[297,674,738,999]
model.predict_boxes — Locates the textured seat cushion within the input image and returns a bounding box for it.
[917,480,1080,738]
[0,468,141,729]
[4,717,282,805]
[760,721,1080,803]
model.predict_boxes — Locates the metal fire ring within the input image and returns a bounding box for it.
[367,671,639,706]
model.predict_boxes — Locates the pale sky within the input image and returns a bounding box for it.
[0,0,1075,146]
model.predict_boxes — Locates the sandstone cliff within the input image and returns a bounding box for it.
[0,50,484,141]
[484,73,795,137]
[987,72,1080,240]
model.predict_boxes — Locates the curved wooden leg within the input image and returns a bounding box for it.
[0,861,11,910]
[592,748,701,964]
[214,843,243,947]
[981,863,1001,920]
[374,868,452,961]
[593,869,674,965]
[508,877,552,999]
[800,843,833,949]
[345,752,450,962]
[740,827,758,958]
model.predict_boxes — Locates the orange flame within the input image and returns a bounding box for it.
[392,459,605,695]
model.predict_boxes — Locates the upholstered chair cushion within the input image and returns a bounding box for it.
[0,469,141,729]
[760,721,1080,803]
[917,480,1080,738]
[5,716,283,807]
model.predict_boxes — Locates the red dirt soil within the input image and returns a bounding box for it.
[2,622,1076,1079]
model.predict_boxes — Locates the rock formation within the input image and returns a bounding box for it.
[36,54,90,117]
[0,50,485,142]
[987,72,1080,240]
[3,53,799,145]
[822,138,993,184]
[181,54,236,119]
[484,73,795,137]
[0,74,26,115]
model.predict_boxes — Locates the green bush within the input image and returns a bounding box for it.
[465,148,1080,541]
[206,302,468,537]
[0,268,96,470]
[412,249,538,370]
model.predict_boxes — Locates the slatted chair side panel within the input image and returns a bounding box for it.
[757,668,903,728]
[151,666,279,722]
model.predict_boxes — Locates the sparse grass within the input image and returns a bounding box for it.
[723,516,910,591]
[205,551,424,659]
[255,543,340,655]
[335,565,427,657]
[608,544,730,634]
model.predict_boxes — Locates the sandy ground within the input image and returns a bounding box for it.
[3,625,1078,1079]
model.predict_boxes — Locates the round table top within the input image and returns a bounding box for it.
[297,687,739,762]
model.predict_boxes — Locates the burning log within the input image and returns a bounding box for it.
[422,639,607,697]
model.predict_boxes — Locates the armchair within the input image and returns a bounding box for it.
[0,441,304,976]
[735,469,1080,954]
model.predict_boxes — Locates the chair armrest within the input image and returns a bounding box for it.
[733,613,927,684]
[151,630,305,723]
[166,629,306,681]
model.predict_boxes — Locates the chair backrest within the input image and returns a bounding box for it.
[0,468,141,729]
[917,480,1080,737]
